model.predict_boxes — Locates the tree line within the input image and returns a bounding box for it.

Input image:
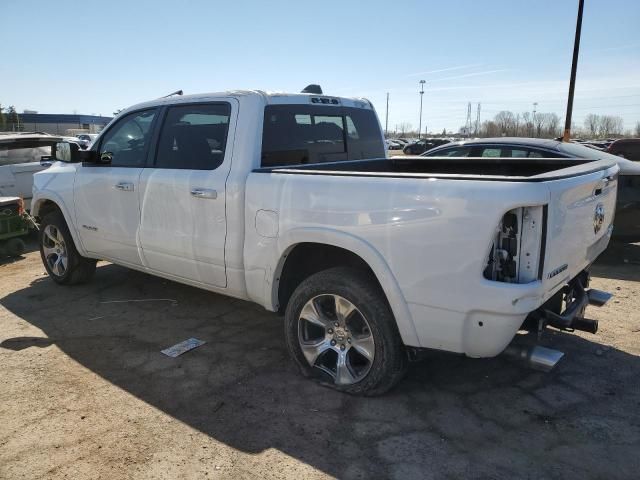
[389,112,639,139]
[0,103,22,131]
[472,111,634,139]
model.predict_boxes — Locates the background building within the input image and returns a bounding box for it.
[13,113,113,135]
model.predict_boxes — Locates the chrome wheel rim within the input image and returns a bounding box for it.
[42,225,68,277]
[298,294,375,385]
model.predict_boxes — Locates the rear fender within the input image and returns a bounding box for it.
[272,227,420,347]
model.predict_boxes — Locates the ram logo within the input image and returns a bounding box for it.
[594,203,605,234]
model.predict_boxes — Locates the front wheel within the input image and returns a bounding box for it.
[39,211,96,285]
[284,267,408,396]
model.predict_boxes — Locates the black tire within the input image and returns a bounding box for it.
[284,267,408,396]
[39,210,96,285]
[5,237,26,257]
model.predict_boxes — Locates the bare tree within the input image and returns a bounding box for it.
[397,122,412,136]
[598,115,624,137]
[533,112,548,137]
[546,113,560,138]
[635,121,640,137]
[494,111,516,135]
[584,114,599,137]
[521,112,533,137]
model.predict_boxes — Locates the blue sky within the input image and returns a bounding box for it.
[1,0,639,133]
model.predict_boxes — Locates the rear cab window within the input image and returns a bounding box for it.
[261,104,384,167]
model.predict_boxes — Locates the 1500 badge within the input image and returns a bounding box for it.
[547,263,568,279]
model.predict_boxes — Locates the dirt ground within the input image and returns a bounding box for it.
[1,240,639,480]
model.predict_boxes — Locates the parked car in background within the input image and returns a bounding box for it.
[0,133,63,209]
[577,140,610,151]
[422,138,640,242]
[608,138,640,161]
[403,138,450,155]
[385,139,404,150]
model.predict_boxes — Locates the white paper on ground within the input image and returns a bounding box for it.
[161,338,206,357]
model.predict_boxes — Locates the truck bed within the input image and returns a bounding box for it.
[254,156,612,182]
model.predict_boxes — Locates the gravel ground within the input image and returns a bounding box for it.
[0,241,639,480]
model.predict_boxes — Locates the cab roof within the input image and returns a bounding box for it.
[121,90,373,116]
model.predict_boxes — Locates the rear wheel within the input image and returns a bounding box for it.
[284,267,408,396]
[39,211,96,285]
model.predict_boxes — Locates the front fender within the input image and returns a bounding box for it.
[271,227,421,347]
[32,191,87,257]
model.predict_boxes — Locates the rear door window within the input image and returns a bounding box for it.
[423,146,472,157]
[155,103,231,170]
[480,148,501,157]
[261,105,384,166]
[510,148,548,158]
[0,144,53,166]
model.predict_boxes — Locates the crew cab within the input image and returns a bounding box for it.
[32,87,617,395]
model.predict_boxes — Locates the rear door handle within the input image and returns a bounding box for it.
[190,188,217,199]
[114,182,134,191]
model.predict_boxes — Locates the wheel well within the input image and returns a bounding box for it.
[277,243,383,313]
[36,199,61,220]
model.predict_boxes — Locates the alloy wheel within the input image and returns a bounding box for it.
[42,224,68,277]
[298,294,375,385]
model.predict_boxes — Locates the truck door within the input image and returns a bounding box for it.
[74,108,158,266]
[137,100,237,288]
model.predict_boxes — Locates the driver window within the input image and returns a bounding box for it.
[99,109,156,167]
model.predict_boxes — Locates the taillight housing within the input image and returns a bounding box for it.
[483,206,546,284]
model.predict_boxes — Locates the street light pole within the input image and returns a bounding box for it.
[418,80,426,138]
[563,0,584,142]
[385,92,389,136]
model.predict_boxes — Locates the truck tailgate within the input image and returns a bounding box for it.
[542,162,618,292]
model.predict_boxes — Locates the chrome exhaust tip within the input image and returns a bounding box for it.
[587,289,613,307]
[504,345,565,372]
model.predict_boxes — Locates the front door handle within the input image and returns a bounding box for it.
[114,182,134,191]
[190,188,217,199]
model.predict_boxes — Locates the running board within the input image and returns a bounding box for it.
[587,289,613,307]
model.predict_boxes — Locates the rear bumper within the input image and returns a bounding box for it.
[408,269,609,358]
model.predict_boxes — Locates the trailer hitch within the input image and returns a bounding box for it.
[540,276,611,334]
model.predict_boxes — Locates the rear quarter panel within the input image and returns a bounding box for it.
[244,171,550,346]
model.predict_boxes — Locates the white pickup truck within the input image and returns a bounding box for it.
[32,87,617,395]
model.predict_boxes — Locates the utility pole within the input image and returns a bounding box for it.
[418,80,426,138]
[533,102,538,137]
[563,0,584,142]
[475,103,481,136]
[385,92,389,136]
[465,102,472,138]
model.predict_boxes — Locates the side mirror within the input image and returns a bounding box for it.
[53,141,100,163]
[54,141,80,162]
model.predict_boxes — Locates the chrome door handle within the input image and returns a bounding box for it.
[190,188,217,199]
[114,182,134,191]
